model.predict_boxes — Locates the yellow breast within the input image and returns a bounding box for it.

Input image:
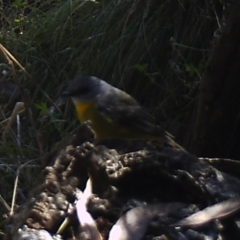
[73,100,93,122]
[73,100,156,140]
[73,100,123,139]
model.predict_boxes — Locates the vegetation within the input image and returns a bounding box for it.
[0,0,224,237]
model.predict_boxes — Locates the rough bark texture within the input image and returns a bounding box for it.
[4,126,240,240]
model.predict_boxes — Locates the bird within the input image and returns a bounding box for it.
[62,76,182,148]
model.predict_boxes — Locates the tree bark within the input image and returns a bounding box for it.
[191,3,240,158]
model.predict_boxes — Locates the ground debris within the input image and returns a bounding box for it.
[4,133,240,240]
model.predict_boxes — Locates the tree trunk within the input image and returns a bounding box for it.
[191,3,240,158]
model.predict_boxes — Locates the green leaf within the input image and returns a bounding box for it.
[35,102,48,116]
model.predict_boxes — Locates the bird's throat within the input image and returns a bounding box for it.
[73,100,95,123]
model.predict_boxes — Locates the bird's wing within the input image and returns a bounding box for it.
[96,90,165,136]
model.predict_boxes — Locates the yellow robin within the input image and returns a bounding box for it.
[62,76,181,147]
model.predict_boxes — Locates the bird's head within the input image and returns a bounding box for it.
[62,76,111,102]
